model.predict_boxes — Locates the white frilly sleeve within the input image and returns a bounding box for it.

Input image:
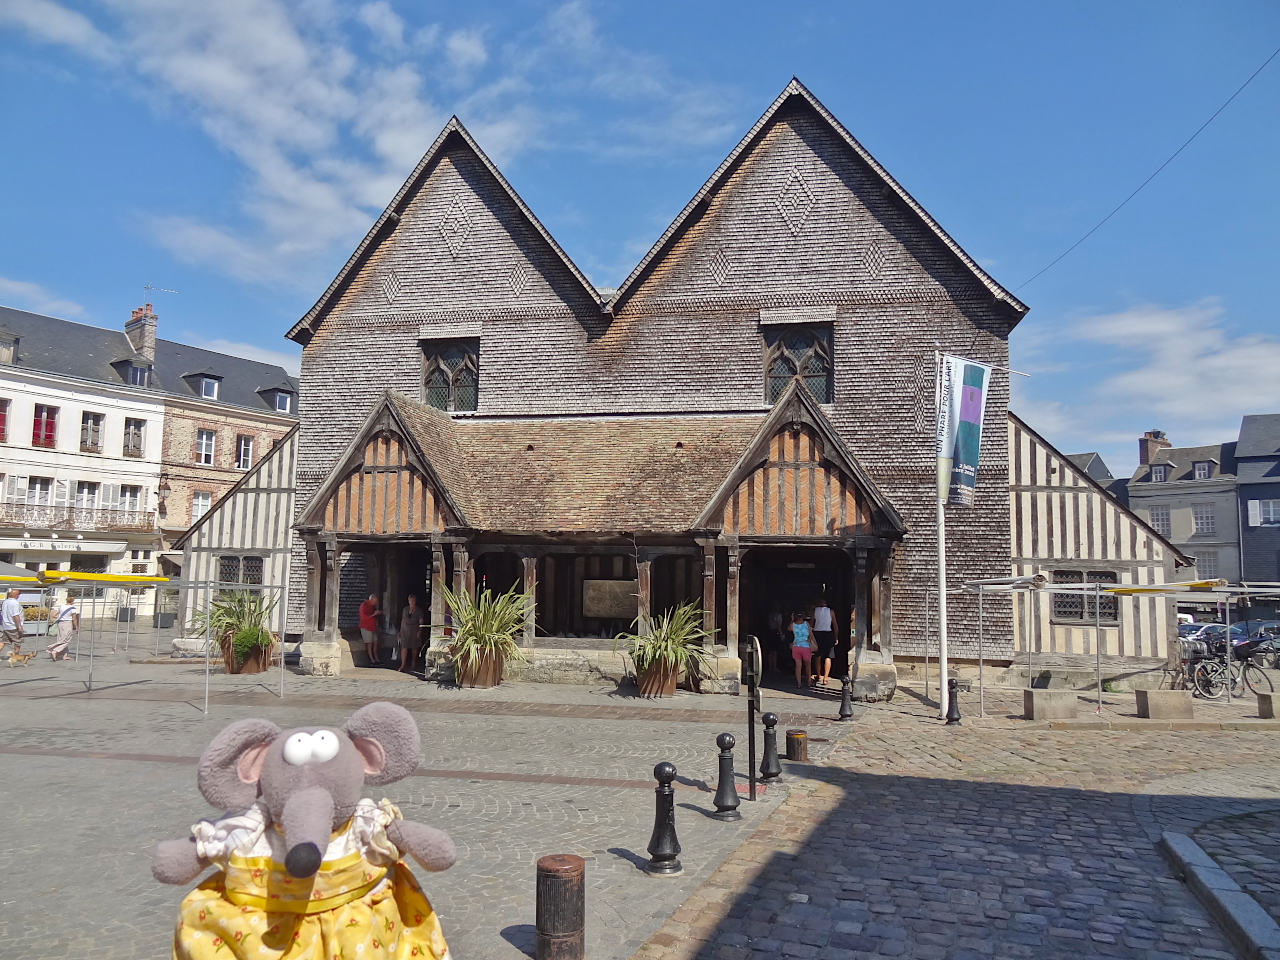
[190,803,268,867]
[350,798,403,865]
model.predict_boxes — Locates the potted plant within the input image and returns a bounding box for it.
[437,583,529,688]
[193,591,277,675]
[615,601,713,697]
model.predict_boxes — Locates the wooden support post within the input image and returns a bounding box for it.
[430,545,447,645]
[700,541,717,645]
[522,556,537,649]
[853,549,870,656]
[636,559,653,635]
[452,545,467,597]
[879,547,895,662]
[305,539,322,637]
[323,541,342,642]
[725,547,740,660]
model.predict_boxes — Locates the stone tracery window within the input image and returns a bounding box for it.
[422,339,479,412]
[764,326,832,403]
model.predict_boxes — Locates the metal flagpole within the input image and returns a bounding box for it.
[934,350,950,720]
[1095,583,1103,716]
[977,587,985,717]
[924,589,931,701]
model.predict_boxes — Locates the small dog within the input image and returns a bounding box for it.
[8,650,36,668]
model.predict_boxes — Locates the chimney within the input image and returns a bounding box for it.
[1138,429,1171,465]
[125,303,157,362]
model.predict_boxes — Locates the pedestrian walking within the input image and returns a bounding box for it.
[47,593,78,661]
[358,593,381,665]
[790,610,814,687]
[812,596,838,687]
[1,588,24,655]
[398,594,426,673]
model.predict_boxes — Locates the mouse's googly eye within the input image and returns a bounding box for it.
[283,732,313,766]
[311,730,340,763]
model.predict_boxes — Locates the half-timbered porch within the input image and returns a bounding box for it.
[294,382,905,683]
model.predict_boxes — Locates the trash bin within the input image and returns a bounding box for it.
[116,607,137,623]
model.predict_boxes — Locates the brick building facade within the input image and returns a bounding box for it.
[285,79,1027,676]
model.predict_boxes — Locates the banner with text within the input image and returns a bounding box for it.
[936,354,992,506]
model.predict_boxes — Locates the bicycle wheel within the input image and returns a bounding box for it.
[1194,661,1224,698]
[1243,662,1274,695]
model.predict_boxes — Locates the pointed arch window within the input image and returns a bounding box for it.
[421,338,479,412]
[764,326,832,403]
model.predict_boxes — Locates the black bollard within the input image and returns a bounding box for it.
[535,854,585,960]
[759,712,782,781]
[645,761,682,875]
[946,676,961,725]
[710,733,742,821]
[837,675,855,721]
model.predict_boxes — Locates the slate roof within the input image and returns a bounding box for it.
[0,305,299,415]
[385,392,766,533]
[1236,414,1280,459]
[1129,442,1237,483]
[1066,452,1113,482]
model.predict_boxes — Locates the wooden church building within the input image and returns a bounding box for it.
[284,78,1030,678]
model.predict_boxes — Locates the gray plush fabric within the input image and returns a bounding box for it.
[196,718,282,811]
[345,702,422,785]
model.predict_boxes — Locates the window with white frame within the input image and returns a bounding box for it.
[74,481,98,509]
[196,429,215,465]
[1149,464,1168,482]
[26,476,52,505]
[235,435,253,470]
[200,377,220,399]
[119,485,141,512]
[1258,499,1280,525]
[80,411,104,452]
[127,363,151,387]
[1149,505,1171,536]
[32,404,57,448]
[192,491,212,521]
[1193,461,1211,480]
[1193,503,1216,534]
[1193,551,1219,579]
[123,418,145,458]
[275,391,292,413]
[0,335,15,364]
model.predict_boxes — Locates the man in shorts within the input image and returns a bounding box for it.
[358,592,381,665]
[811,596,838,686]
[1,588,25,655]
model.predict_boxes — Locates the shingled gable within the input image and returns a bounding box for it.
[295,392,469,532]
[607,77,1028,318]
[286,118,602,345]
[694,378,907,538]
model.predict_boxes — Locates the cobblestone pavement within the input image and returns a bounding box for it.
[634,685,1280,960]
[0,664,844,960]
[1194,810,1280,928]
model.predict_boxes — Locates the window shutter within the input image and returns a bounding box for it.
[102,483,119,510]
[53,479,70,507]
[1248,500,1261,527]
[3,474,20,503]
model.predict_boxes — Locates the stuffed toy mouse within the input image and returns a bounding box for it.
[153,702,455,959]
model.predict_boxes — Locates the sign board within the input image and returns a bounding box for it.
[0,538,126,553]
[583,579,638,619]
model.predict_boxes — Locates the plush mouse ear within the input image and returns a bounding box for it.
[197,718,282,811]
[345,702,421,785]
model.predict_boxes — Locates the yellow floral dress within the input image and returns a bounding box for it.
[174,798,450,960]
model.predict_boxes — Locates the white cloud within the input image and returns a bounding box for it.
[179,334,301,375]
[445,29,487,72]
[0,0,117,61]
[356,1,404,48]
[0,276,86,318]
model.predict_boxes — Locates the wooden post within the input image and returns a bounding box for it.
[636,559,653,635]
[452,545,468,597]
[522,556,538,648]
[879,547,895,662]
[700,541,718,645]
[323,541,342,642]
[305,538,322,638]
[725,547,740,660]
[430,544,447,645]
[853,548,870,656]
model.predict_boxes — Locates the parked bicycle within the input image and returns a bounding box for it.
[1193,637,1273,699]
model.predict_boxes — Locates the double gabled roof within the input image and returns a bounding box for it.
[289,78,1026,344]
[298,381,904,538]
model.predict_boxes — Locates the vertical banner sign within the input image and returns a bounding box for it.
[935,355,992,506]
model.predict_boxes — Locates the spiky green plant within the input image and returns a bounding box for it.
[614,601,713,677]
[190,591,277,669]
[438,582,530,673]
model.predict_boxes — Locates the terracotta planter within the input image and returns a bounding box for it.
[455,649,504,688]
[237,644,273,675]
[637,663,679,697]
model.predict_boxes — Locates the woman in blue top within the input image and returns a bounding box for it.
[790,611,814,687]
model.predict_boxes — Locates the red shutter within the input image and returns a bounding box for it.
[0,401,7,442]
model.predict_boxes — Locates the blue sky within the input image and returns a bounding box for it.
[2,0,1278,477]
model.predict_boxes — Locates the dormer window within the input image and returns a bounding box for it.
[275,391,292,413]
[200,376,220,400]
[1150,464,1168,482]
[0,334,16,364]
[127,363,151,387]
[1193,461,1211,480]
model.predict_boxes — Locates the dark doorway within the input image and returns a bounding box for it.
[740,546,852,680]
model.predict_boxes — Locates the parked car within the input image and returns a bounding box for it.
[1185,623,1250,644]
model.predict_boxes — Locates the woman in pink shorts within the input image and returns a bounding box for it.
[790,611,814,687]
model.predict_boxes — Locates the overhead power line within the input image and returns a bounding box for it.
[1016,43,1280,292]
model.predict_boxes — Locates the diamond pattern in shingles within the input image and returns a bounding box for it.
[861,239,886,280]
[507,261,529,296]
[774,169,815,236]
[709,246,731,286]
[438,194,473,257]
[379,269,403,305]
